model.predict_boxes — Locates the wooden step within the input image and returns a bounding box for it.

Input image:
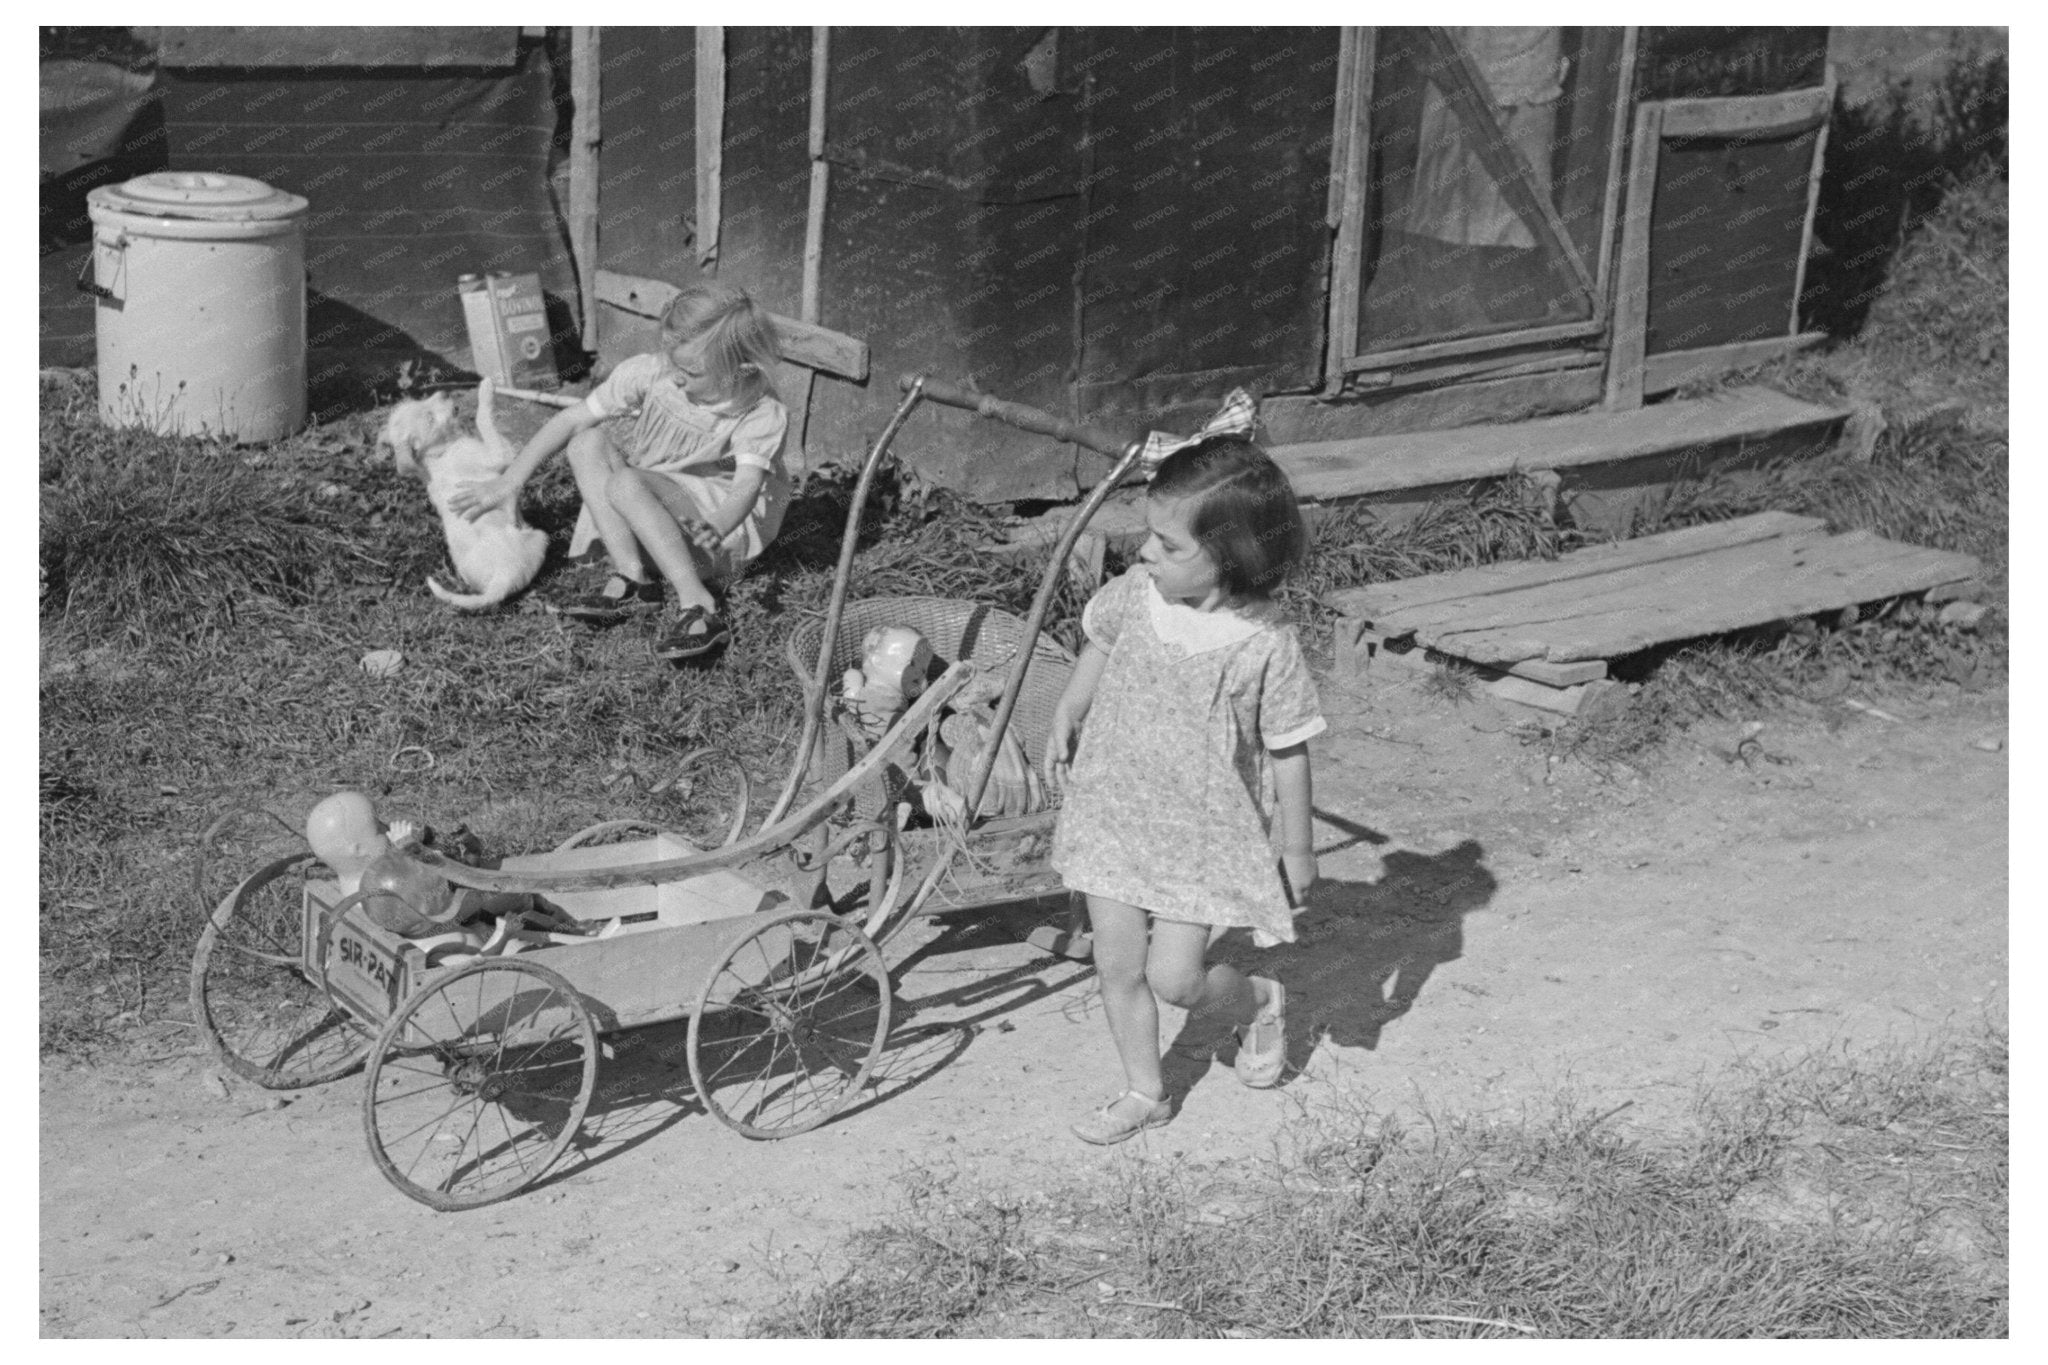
[1270,386,1843,502]
[1000,386,1846,553]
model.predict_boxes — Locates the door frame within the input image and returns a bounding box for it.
[1322,25,1639,395]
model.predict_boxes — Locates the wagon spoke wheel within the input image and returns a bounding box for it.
[190,853,369,1089]
[688,910,892,1140]
[362,958,598,1212]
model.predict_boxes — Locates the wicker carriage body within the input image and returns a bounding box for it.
[785,597,1077,820]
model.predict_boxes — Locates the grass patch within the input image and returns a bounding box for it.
[36,386,1087,1053]
[755,1028,2006,1338]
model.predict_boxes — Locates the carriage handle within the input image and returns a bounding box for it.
[900,374,1148,822]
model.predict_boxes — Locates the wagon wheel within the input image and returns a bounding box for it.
[688,909,892,1139]
[362,958,599,1212]
[190,853,370,1089]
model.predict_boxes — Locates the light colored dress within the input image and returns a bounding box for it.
[566,352,792,574]
[1050,567,1326,946]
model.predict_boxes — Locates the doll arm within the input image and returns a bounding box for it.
[1270,742,1316,902]
[1042,641,1108,785]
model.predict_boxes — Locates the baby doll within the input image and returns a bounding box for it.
[840,625,934,741]
[303,791,545,941]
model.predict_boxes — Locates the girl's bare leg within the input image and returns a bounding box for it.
[565,430,645,578]
[1084,894,1165,1105]
[1145,919,1265,1028]
[605,468,719,613]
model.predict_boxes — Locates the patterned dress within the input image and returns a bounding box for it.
[566,352,791,572]
[1050,567,1326,946]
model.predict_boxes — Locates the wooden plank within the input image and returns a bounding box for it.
[569,27,601,348]
[594,269,869,379]
[1789,70,1837,336]
[1643,332,1827,395]
[1440,533,1982,665]
[1592,27,1640,311]
[1603,101,1663,410]
[1485,673,1629,720]
[1657,85,1832,140]
[1396,527,1841,642]
[1356,349,1600,393]
[1344,319,1606,374]
[695,27,725,271]
[158,26,519,67]
[1350,626,1607,688]
[1279,386,1841,504]
[1324,27,1374,394]
[800,27,831,325]
[1328,510,1825,623]
[1507,657,1608,687]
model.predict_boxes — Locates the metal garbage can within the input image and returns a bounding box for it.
[84,171,309,442]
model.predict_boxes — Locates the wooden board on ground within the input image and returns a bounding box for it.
[1326,511,1980,671]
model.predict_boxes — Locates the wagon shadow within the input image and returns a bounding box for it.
[531,904,1090,1188]
[1161,839,1497,1103]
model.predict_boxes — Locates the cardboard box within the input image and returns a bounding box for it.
[458,271,558,388]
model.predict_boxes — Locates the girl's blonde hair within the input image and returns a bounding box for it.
[660,283,781,406]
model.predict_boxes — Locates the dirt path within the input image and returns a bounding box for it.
[40,676,2007,1338]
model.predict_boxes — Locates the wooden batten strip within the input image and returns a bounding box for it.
[1324,26,1374,395]
[1344,318,1605,375]
[1790,70,1837,336]
[694,27,725,271]
[569,27,601,347]
[1602,101,1663,410]
[801,26,831,325]
[1592,27,1640,311]
[1657,84,1833,140]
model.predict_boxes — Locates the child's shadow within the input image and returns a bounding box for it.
[1161,840,1497,1100]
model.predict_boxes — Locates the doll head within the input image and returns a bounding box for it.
[305,791,390,894]
[859,626,934,701]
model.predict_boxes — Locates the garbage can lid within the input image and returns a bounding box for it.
[88,171,308,222]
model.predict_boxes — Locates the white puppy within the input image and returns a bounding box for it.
[377,379,546,610]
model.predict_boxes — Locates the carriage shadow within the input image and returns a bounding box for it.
[539,903,1090,1189]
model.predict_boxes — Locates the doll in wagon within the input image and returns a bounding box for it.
[305,791,594,962]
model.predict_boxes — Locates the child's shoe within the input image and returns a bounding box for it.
[556,574,663,624]
[1070,1090,1172,1145]
[1233,977,1287,1088]
[653,604,732,661]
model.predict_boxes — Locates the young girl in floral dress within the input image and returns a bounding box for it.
[1044,435,1322,1144]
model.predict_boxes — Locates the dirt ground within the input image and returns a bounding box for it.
[39,666,2008,1338]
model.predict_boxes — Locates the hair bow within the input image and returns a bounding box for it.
[1138,388,1259,476]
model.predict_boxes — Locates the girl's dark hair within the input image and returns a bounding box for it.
[1149,434,1306,600]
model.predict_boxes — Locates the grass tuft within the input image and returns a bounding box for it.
[755,1029,2007,1338]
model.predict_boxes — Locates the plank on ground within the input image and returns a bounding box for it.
[1442,535,1981,664]
[1375,526,1839,641]
[1324,511,1823,626]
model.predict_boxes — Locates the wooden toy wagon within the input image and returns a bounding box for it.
[188,376,1144,1210]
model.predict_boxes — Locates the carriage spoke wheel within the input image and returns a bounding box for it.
[688,910,892,1139]
[362,958,598,1211]
[190,853,369,1089]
